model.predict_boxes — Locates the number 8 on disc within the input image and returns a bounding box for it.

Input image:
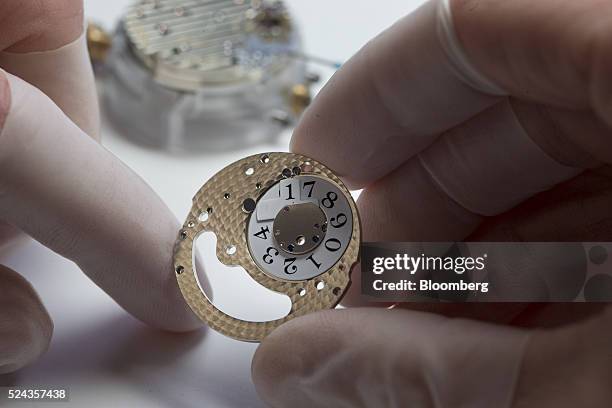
[174,152,361,342]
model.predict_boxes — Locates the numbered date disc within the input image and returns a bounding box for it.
[174,152,360,342]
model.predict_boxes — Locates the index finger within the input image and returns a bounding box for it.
[0,71,201,332]
[291,0,502,188]
[291,0,611,188]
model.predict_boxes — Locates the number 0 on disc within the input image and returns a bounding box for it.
[174,153,361,342]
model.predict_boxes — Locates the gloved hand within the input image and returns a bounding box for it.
[252,0,612,406]
[0,0,203,375]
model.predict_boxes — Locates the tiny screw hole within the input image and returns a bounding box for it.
[242,198,256,213]
[226,245,237,256]
[316,281,325,291]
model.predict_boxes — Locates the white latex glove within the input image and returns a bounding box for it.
[0,0,203,374]
[252,0,612,406]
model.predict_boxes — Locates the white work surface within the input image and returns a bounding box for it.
[0,1,424,407]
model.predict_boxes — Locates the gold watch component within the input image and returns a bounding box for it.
[86,21,113,64]
[174,152,360,341]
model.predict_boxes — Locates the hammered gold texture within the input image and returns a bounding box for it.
[174,152,361,342]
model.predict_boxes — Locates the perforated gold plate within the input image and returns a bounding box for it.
[174,152,361,342]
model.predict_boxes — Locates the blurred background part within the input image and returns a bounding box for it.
[88,0,329,152]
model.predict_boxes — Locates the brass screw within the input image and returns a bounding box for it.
[289,84,311,116]
[86,21,112,64]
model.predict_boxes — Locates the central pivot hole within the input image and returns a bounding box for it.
[273,203,327,255]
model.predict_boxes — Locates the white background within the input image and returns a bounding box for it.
[1,1,424,407]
